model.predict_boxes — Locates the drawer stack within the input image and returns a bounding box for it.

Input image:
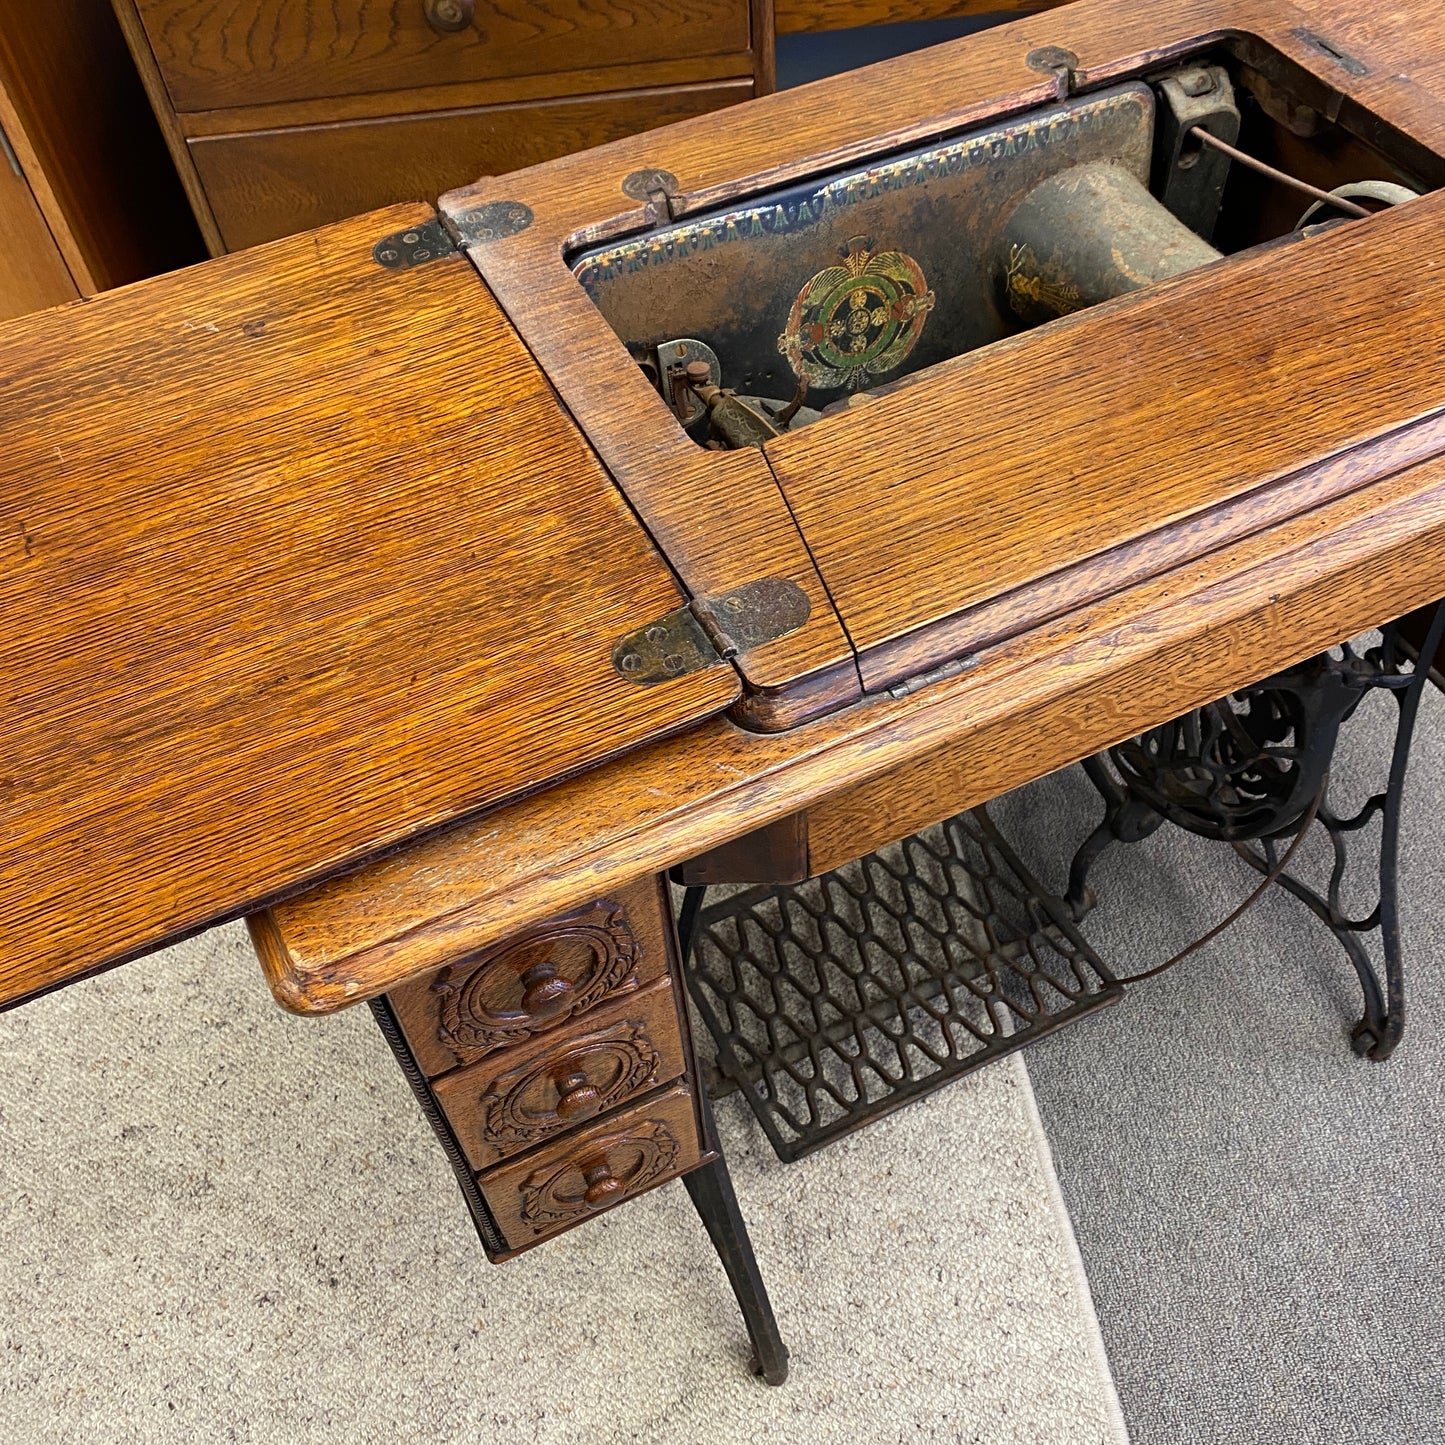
[111,0,767,253]
[383,877,711,1255]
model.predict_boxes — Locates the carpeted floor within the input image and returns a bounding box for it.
[1002,676,1445,1444]
[0,921,1126,1445]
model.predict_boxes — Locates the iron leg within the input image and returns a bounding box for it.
[1066,754,1167,918]
[682,1090,790,1385]
[1352,601,1445,1059]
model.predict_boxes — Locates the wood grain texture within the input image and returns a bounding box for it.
[478,1081,702,1248]
[0,145,78,320]
[382,877,673,1074]
[175,53,756,136]
[0,1,202,290]
[258,447,1445,1011]
[438,0,1445,713]
[750,0,776,94]
[775,0,1063,35]
[765,192,1445,681]
[432,977,686,1169]
[0,203,737,1011]
[672,810,809,885]
[194,80,753,251]
[132,0,752,111]
[859,410,1445,691]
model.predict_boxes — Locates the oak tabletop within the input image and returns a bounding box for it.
[0,203,735,1009]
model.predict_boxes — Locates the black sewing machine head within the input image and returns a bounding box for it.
[570,51,1436,449]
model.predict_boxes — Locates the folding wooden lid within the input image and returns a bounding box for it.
[765,187,1445,689]
[0,203,737,1009]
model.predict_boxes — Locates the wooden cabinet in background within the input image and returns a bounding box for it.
[0,125,78,321]
[0,2,203,321]
[112,0,775,253]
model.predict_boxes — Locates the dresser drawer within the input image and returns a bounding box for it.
[190,80,751,251]
[479,1082,703,1249]
[433,978,687,1169]
[134,0,752,112]
[390,877,674,1076]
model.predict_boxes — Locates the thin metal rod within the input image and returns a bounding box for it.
[1111,783,1324,985]
[1188,127,1373,218]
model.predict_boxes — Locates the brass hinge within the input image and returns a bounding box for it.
[612,578,811,685]
[373,203,534,268]
[373,217,456,270]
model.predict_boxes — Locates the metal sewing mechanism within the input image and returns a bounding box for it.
[575,47,1444,1149]
[576,57,1423,452]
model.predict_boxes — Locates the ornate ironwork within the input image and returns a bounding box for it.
[1067,608,1445,1060]
[680,810,1121,1162]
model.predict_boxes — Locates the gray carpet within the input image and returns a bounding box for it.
[0,921,1126,1444]
[999,674,1445,1444]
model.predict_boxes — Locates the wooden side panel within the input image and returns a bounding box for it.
[0,145,77,320]
[132,0,753,111]
[0,203,736,1010]
[0,2,201,291]
[193,80,753,251]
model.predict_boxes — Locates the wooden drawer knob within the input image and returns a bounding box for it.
[519,961,573,1018]
[581,1159,625,1209]
[424,0,474,31]
[553,1070,604,1122]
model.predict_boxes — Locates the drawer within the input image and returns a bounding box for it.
[190,80,752,251]
[479,1082,703,1249]
[433,978,687,1169]
[390,877,673,1076]
[135,0,753,112]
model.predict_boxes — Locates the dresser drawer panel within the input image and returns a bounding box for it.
[480,1083,702,1248]
[389,877,672,1076]
[136,0,752,112]
[190,80,752,251]
[433,978,686,1169]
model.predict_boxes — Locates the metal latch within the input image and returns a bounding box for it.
[612,578,812,685]
[0,122,21,179]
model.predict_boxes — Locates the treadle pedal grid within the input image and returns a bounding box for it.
[681,807,1121,1162]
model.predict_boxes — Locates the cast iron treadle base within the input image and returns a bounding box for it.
[680,808,1120,1162]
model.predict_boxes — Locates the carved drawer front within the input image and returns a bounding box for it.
[390,879,670,1077]
[433,979,687,1169]
[479,1083,703,1249]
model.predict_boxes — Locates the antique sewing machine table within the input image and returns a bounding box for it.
[3,0,1445,1388]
